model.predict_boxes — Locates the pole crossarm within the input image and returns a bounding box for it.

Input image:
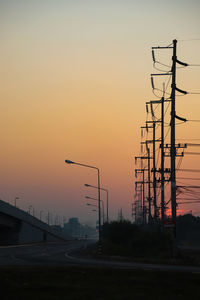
[141,140,161,144]
[164,143,187,148]
[135,181,153,184]
[151,73,172,76]
[135,156,150,160]
[152,46,173,49]
[146,99,171,104]
[146,120,162,124]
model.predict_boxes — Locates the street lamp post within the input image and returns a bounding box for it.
[28,205,33,215]
[40,210,43,221]
[15,197,19,207]
[85,196,105,224]
[65,159,101,241]
[85,184,109,223]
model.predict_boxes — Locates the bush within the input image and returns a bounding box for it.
[101,221,172,258]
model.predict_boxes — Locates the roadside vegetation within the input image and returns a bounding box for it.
[99,216,200,265]
[101,220,173,259]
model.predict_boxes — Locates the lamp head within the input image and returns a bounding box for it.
[65,160,75,164]
[85,196,90,199]
[84,184,90,187]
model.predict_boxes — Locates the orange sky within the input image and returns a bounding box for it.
[0,0,200,224]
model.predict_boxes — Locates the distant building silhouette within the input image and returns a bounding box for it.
[63,217,97,238]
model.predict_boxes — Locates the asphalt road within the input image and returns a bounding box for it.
[0,240,90,266]
[1,240,200,273]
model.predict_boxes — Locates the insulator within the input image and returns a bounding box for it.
[175,86,187,94]
[176,58,188,67]
[175,114,187,122]
[146,104,149,113]
[152,50,156,63]
[151,76,155,89]
[141,128,143,138]
[150,102,155,118]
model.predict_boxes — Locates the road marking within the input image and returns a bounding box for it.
[0,243,42,249]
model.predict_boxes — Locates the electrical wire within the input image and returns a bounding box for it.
[153,64,170,73]
[188,64,200,67]
[184,152,200,155]
[179,169,200,173]
[177,177,200,181]
[176,139,200,141]
[178,39,200,42]
[188,120,200,122]
[177,156,183,170]
[187,143,200,146]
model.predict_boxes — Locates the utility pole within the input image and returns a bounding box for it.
[136,140,153,224]
[144,121,160,221]
[152,121,157,220]
[142,169,146,223]
[146,96,167,224]
[133,39,189,239]
[170,39,177,235]
[151,39,187,233]
[134,182,143,224]
[135,168,146,224]
[160,95,165,223]
[147,146,152,223]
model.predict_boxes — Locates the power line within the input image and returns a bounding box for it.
[188,120,200,123]
[178,39,200,42]
[177,177,200,181]
[176,139,200,141]
[178,169,200,173]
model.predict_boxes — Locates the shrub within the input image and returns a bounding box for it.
[101,221,172,258]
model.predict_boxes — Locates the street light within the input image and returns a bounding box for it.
[65,159,101,241]
[15,197,19,207]
[84,183,109,222]
[40,210,43,221]
[28,205,34,215]
[85,196,105,224]
[86,203,98,207]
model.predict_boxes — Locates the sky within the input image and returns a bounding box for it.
[0,0,200,225]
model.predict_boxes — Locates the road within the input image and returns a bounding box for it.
[0,240,90,266]
[1,240,200,273]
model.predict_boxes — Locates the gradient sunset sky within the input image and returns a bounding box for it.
[1,0,200,225]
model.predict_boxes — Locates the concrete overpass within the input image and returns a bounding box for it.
[0,199,66,245]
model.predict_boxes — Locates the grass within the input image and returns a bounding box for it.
[0,266,200,300]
